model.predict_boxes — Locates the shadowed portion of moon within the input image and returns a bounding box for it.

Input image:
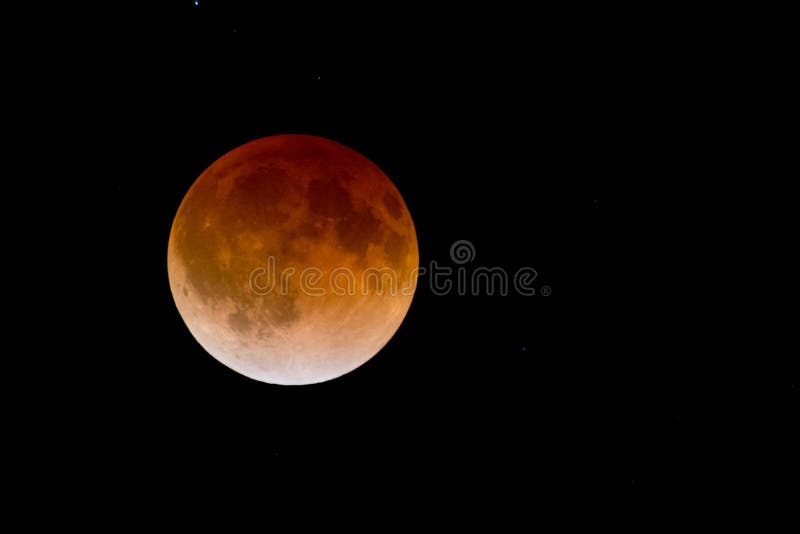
[168,135,418,385]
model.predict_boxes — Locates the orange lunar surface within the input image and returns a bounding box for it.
[167,135,418,385]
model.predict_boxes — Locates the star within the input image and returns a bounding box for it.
[193,0,199,6]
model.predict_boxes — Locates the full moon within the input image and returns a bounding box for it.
[167,135,418,385]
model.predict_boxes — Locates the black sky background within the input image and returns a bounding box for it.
[33,1,795,514]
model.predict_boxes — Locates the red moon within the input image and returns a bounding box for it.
[167,135,418,385]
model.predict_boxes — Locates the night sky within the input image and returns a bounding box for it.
[49,1,796,514]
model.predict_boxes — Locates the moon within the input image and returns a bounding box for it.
[167,135,418,385]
